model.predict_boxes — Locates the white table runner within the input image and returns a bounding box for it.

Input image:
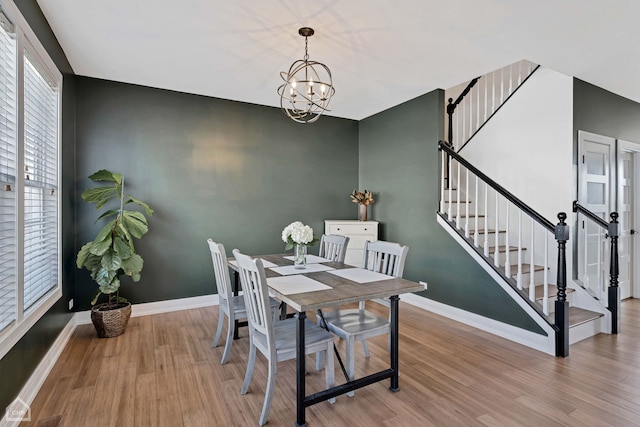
[327,268,392,283]
[269,264,334,276]
[267,275,332,295]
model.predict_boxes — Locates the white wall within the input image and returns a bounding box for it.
[461,67,574,221]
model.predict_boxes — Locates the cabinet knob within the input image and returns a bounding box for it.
[364,228,368,231]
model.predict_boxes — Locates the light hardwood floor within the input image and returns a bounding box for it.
[23,299,640,426]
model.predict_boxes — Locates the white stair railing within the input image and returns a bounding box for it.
[445,60,538,153]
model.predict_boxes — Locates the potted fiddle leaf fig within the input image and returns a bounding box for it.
[76,169,153,338]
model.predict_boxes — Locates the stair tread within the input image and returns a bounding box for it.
[474,228,506,234]
[544,307,603,327]
[568,307,604,327]
[486,245,525,253]
[502,263,545,275]
[457,213,486,218]
[534,284,575,300]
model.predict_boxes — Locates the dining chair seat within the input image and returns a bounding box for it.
[321,308,389,336]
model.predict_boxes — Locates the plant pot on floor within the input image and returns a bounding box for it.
[90,302,132,338]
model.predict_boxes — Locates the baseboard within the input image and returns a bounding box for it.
[401,293,556,355]
[74,294,219,325]
[1,316,77,427]
[1,294,220,427]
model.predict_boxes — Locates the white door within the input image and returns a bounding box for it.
[578,131,615,300]
[618,141,638,299]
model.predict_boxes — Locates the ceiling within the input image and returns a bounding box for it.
[36,0,640,121]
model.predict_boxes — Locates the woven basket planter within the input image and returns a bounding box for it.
[91,302,132,338]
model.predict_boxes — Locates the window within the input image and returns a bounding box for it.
[0,2,61,359]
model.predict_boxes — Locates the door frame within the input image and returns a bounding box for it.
[618,139,639,298]
[576,131,616,300]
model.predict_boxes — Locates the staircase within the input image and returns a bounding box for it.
[436,60,620,356]
[441,181,604,330]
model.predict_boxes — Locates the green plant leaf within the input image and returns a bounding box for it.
[121,253,143,278]
[284,242,294,251]
[96,209,119,222]
[94,219,116,242]
[113,235,132,259]
[89,169,118,182]
[125,196,154,216]
[101,249,122,271]
[94,266,116,287]
[117,295,128,303]
[81,187,118,208]
[122,211,148,238]
[90,233,113,256]
[99,275,120,294]
[76,241,93,268]
[84,253,102,272]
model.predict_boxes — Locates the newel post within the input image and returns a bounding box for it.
[445,98,455,189]
[608,212,620,334]
[554,212,569,357]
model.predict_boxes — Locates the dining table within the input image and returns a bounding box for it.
[228,253,425,427]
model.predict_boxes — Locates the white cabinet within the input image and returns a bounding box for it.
[324,220,379,267]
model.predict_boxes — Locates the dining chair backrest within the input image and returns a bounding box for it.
[207,239,233,305]
[233,249,274,347]
[362,240,409,278]
[318,234,350,263]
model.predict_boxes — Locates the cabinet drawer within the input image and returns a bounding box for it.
[327,223,376,235]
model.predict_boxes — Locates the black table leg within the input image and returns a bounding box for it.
[295,311,307,427]
[389,295,400,392]
[233,271,240,340]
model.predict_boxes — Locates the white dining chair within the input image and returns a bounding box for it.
[318,234,350,262]
[233,249,335,426]
[207,239,278,364]
[320,240,409,395]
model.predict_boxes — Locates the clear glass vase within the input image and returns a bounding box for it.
[294,244,307,269]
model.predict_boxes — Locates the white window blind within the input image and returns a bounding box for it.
[0,9,17,332]
[22,49,58,311]
[0,2,61,358]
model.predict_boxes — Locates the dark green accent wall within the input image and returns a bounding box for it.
[1,0,76,416]
[74,77,359,310]
[358,91,545,334]
[574,78,640,144]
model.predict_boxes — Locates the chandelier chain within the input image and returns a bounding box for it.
[304,36,309,62]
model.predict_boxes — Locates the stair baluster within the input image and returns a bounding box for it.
[517,211,523,290]
[465,168,470,238]
[529,221,536,305]
[483,183,489,256]
[474,175,479,247]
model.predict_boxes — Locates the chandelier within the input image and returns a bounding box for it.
[278,27,335,124]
